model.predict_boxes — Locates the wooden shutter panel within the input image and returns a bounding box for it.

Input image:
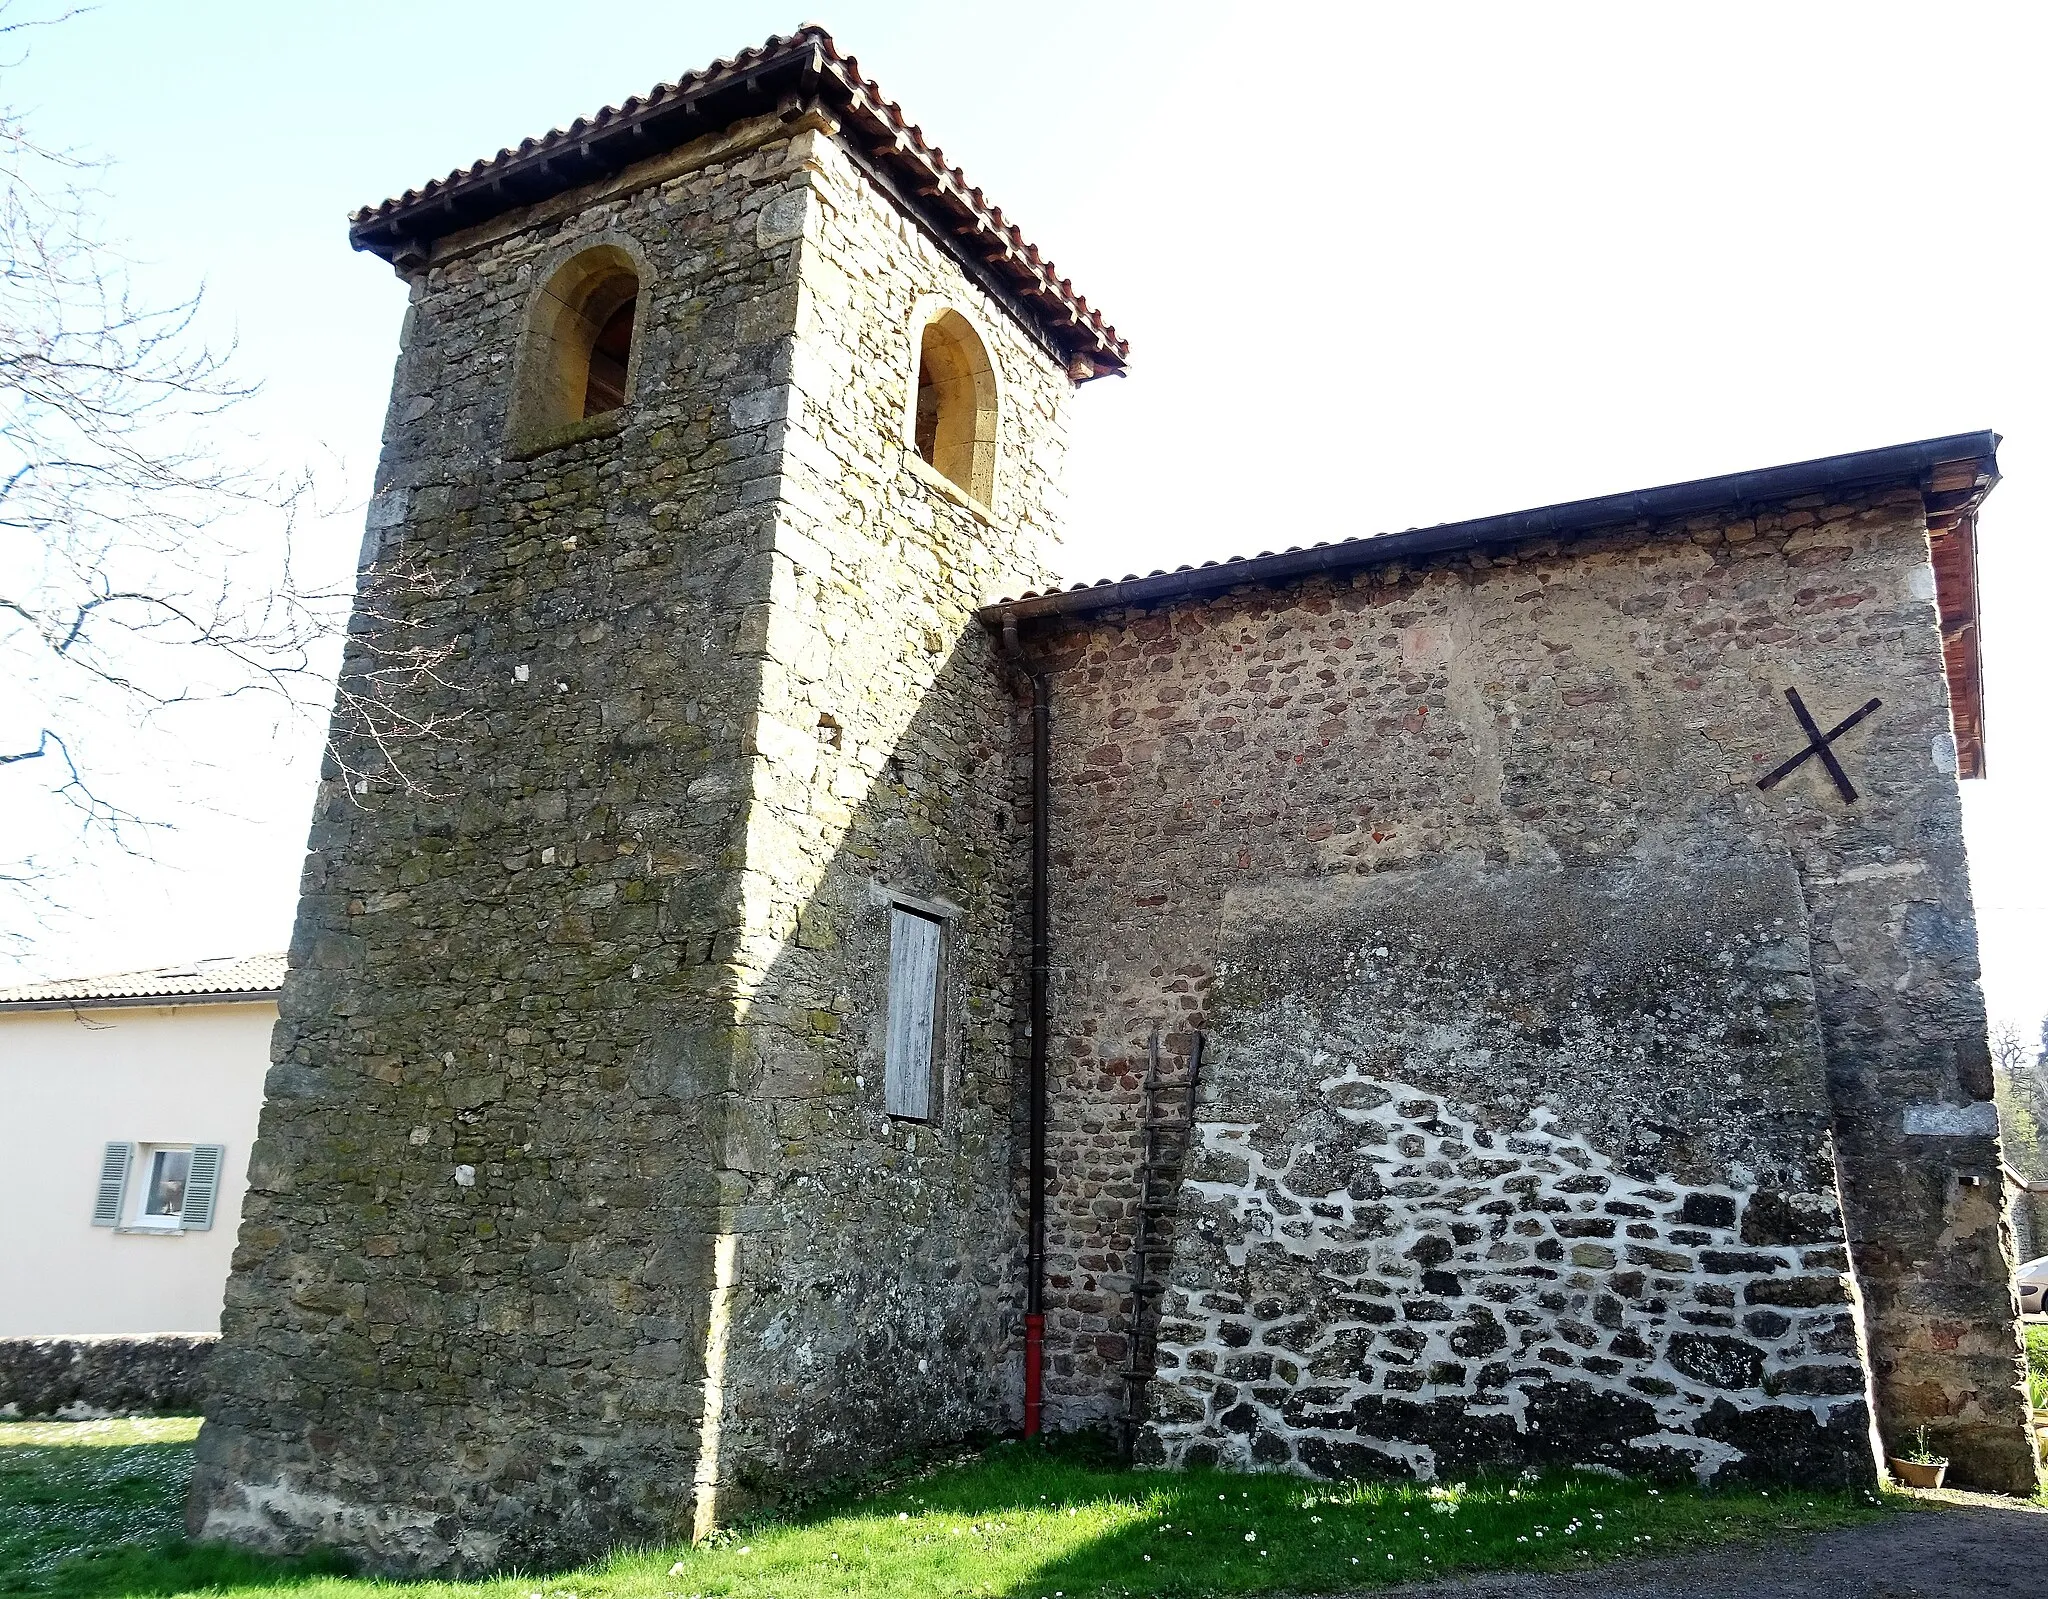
[91,1142,132,1226]
[182,1144,226,1231]
[885,907,942,1120]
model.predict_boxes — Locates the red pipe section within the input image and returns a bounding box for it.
[1024,1312,1045,1436]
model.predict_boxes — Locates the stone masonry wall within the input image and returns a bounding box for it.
[674,124,1072,1516]
[192,102,1080,1574]
[0,1335,214,1419]
[1144,851,1874,1485]
[1022,489,2034,1489]
[193,117,836,1574]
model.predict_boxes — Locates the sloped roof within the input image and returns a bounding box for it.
[985,431,1998,778]
[347,25,1127,379]
[0,953,286,1011]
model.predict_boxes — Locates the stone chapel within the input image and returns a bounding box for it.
[188,26,2035,1574]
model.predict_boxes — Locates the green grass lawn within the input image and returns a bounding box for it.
[1,1418,1895,1599]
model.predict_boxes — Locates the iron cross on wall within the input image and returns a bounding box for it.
[1757,687,1882,803]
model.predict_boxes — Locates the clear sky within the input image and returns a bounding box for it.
[7,1,2047,1041]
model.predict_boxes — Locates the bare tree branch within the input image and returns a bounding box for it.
[0,7,463,949]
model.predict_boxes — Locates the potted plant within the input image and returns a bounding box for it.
[1887,1426,1948,1489]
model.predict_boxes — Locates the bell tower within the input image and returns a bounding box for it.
[190,27,1124,1575]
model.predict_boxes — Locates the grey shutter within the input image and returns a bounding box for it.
[885,907,942,1119]
[182,1144,225,1231]
[91,1142,132,1226]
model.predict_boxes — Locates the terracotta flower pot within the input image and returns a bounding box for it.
[1888,1456,1947,1489]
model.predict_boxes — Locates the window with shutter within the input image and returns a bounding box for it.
[183,1144,225,1230]
[884,906,942,1120]
[91,1142,132,1226]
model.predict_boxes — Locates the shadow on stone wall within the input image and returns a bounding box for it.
[693,617,1033,1521]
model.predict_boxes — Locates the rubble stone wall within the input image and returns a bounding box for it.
[0,1335,214,1418]
[1146,853,1874,1485]
[695,126,1070,1507]
[191,106,1076,1575]
[1023,489,2034,1489]
[177,119,818,1574]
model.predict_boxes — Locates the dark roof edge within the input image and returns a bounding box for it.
[981,431,2002,625]
[347,27,1126,377]
[0,989,282,1015]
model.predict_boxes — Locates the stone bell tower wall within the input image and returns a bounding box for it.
[686,123,1074,1513]
[184,107,1059,1573]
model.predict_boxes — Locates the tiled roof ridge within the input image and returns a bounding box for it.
[0,952,288,1007]
[982,430,2001,618]
[346,25,1127,375]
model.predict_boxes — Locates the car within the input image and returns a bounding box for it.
[2019,1255,2048,1317]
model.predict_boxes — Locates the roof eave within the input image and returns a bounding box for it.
[981,430,1998,781]
[346,28,1128,378]
[0,988,283,1014]
[981,431,2001,624]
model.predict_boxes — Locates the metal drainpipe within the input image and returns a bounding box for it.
[1002,616,1051,1438]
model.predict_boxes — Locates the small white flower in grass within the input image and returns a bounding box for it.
[1143,1555,1151,1562]
[738,1547,751,1556]
[1245,1531,1257,1542]
[898,1512,909,1521]
[666,1565,684,1578]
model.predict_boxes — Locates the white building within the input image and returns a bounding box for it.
[0,955,280,1336]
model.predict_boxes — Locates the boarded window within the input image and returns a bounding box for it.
[885,906,942,1119]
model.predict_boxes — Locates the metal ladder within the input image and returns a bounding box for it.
[1118,1028,1204,1457]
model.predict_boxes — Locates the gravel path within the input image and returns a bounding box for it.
[1376,1495,2048,1598]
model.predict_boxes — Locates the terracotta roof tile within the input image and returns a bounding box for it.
[348,25,1126,377]
[0,953,287,1008]
[983,433,2001,619]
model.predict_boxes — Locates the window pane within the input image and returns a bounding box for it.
[145,1149,191,1217]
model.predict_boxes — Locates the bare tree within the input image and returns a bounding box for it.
[0,13,458,948]
[1992,1019,2032,1077]
[1993,1017,2047,1177]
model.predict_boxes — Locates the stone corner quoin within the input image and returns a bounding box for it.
[187,28,2033,1580]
